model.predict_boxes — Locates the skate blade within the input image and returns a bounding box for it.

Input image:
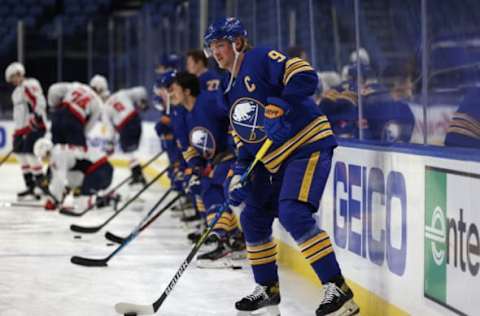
[17,195,41,202]
[328,299,360,316]
[237,305,281,316]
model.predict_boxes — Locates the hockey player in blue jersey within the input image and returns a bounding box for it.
[444,85,480,148]
[170,71,244,268]
[186,49,221,93]
[204,17,359,316]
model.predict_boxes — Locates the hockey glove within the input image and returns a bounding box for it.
[172,169,185,192]
[184,168,202,196]
[264,97,292,144]
[227,162,250,207]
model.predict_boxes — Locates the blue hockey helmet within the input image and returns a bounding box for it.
[159,53,181,70]
[203,17,247,56]
[155,70,177,89]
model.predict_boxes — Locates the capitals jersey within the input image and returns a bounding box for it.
[61,82,102,133]
[104,88,140,131]
[444,86,480,148]
[178,92,231,168]
[219,47,336,173]
[199,69,221,94]
[11,78,47,136]
[49,145,108,201]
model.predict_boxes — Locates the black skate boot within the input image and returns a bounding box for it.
[196,235,233,268]
[17,173,40,201]
[316,277,359,316]
[226,230,246,260]
[129,165,147,186]
[235,282,281,315]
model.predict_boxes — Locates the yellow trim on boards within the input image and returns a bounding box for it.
[276,239,410,316]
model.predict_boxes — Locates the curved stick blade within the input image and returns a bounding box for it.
[70,255,108,267]
[70,224,102,233]
[105,231,126,244]
[59,208,83,217]
[114,302,155,315]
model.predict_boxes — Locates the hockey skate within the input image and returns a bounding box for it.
[315,279,359,316]
[235,283,281,316]
[17,187,41,201]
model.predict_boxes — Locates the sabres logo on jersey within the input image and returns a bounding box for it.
[189,127,216,159]
[229,97,266,143]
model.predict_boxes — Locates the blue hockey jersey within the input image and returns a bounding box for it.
[444,86,480,149]
[178,92,232,168]
[218,47,336,173]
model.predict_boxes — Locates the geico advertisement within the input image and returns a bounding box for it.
[424,166,479,316]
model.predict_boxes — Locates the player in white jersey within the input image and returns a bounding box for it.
[47,82,102,147]
[33,138,115,211]
[89,74,110,102]
[103,86,148,186]
[5,62,48,200]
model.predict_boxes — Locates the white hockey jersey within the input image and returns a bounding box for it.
[11,78,47,136]
[59,82,103,133]
[104,87,145,131]
[48,144,108,201]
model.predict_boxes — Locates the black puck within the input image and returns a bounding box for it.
[232,266,242,270]
[74,235,82,239]
[106,242,114,247]
[125,313,137,316]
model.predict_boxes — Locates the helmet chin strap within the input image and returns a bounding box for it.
[224,41,241,94]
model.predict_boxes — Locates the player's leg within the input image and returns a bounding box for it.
[277,148,359,316]
[235,166,280,314]
[196,159,245,268]
[80,162,117,209]
[14,134,39,200]
[120,117,145,186]
[25,129,47,194]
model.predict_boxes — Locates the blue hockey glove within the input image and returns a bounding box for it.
[227,163,250,206]
[264,97,292,144]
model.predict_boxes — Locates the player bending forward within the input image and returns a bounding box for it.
[5,62,48,200]
[104,86,148,186]
[204,17,359,316]
[33,139,117,211]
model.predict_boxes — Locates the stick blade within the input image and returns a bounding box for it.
[70,224,101,233]
[59,208,83,217]
[115,302,155,315]
[105,231,125,244]
[70,255,108,267]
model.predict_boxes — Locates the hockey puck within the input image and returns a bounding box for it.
[124,313,137,316]
[106,242,114,247]
[74,235,82,239]
[232,266,242,270]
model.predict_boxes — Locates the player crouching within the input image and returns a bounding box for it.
[33,138,118,211]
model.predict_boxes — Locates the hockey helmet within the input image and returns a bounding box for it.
[34,138,53,160]
[5,62,25,83]
[203,17,247,57]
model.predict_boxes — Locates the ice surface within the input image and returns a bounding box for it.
[0,164,321,316]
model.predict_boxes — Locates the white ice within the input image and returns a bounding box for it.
[0,163,322,316]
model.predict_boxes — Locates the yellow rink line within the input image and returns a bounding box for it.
[3,156,409,315]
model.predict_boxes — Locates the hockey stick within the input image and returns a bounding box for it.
[60,151,165,217]
[0,148,15,168]
[114,139,272,316]
[104,188,175,244]
[71,194,182,267]
[70,166,169,234]
[0,201,44,208]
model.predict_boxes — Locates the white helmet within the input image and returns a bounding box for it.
[48,82,71,107]
[127,86,148,105]
[350,48,370,65]
[89,74,110,99]
[5,62,25,83]
[34,138,53,160]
